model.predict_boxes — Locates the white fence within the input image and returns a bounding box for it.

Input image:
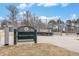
[0,27,14,47]
[0,30,5,46]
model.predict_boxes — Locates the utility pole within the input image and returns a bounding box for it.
[46,18,48,32]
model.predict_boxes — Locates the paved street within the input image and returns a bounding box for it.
[37,35,79,53]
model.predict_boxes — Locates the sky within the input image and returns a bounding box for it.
[0,3,79,22]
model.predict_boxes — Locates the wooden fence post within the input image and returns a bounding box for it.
[4,27,9,45]
[8,27,14,45]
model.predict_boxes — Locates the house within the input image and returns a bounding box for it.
[48,24,66,33]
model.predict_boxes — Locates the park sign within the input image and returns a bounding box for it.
[14,26,37,44]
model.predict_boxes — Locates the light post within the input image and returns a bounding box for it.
[46,18,48,29]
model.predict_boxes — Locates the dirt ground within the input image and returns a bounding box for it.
[0,43,79,56]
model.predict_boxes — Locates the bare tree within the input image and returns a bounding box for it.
[20,11,48,32]
[6,5,18,28]
[22,11,33,26]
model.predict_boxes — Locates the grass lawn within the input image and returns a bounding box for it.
[0,43,79,56]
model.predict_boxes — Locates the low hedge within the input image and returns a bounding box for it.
[37,32,53,36]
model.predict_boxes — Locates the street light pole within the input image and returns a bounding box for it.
[46,18,48,29]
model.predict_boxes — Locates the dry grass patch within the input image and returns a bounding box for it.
[0,43,79,56]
